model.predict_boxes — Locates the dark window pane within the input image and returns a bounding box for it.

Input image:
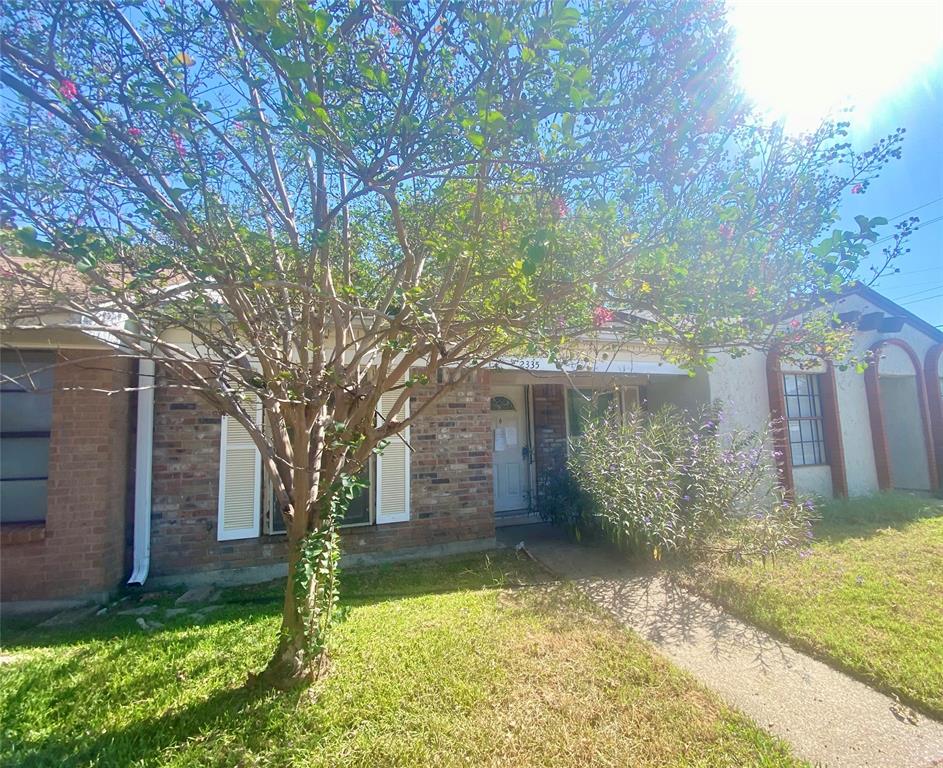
[0,478,48,523]
[0,352,53,523]
[343,466,372,526]
[0,437,50,480]
[0,391,53,433]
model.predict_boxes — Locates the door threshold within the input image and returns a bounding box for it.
[495,511,542,528]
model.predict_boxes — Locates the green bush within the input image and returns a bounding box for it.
[539,403,814,562]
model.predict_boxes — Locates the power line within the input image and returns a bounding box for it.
[880,266,943,277]
[899,293,943,306]
[892,283,943,301]
[885,195,943,222]
[869,214,943,248]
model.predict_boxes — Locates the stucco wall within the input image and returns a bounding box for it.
[704,291,941,498]
[833,364,879,495]
[646,372,711,415]
[793,465,834,498]
[705,350,771,435]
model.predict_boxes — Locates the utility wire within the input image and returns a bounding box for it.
[884,195,943,222]
[892,283,943,301]
[899,293,943,306]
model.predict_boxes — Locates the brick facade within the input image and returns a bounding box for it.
[1,351,132,603]
[531,383,567,497]
[148,369,496,579]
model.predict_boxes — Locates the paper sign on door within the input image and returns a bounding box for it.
[494,427,507,452]
[505,426,518,447]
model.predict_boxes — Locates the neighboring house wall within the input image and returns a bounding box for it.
[705,290,942,499]
[1,351,132,604]
[147,368,496,580]
[879,373,931,490]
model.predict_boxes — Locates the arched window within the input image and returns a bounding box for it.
[490,396,516,411]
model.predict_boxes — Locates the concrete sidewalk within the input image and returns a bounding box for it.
[502,524,943,768]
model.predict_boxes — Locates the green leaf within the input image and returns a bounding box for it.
[467,130,485,148]
[270,24,297,49]
[313,9,332,35]
[521,46,535,64]
[305,91,322,107]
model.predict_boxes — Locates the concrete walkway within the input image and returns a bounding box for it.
[501,524,943,768]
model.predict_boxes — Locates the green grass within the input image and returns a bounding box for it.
[1,552,801,767]
[687,494,943,719]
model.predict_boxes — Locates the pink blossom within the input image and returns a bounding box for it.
[170,130,186,158]
[128,127,142,139]
[389,21,402,36]
[746,286,757,298]
[592,306,615,327]
[718,222,733,240]
[851,183,864,194]
[789,319,801,329]
[550,196,568,219]
[58,79,78,101]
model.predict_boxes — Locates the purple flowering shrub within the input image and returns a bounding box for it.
[558,405,814,561]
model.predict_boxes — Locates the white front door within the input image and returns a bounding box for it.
[491,385,530,513]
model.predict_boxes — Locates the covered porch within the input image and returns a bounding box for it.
[486,353,705,526]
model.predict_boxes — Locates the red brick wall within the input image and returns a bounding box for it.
[532,383,567,498]
[148,369,495,578]
[1,351,132,603]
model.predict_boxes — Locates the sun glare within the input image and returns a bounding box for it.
[727,1,943,132]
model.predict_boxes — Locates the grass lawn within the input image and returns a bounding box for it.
[0,551,800,767]
[687,493,943,719]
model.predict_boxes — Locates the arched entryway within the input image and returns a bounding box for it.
[864,340,938,492]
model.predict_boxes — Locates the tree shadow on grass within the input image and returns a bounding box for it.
[1,549,557,767]
[6,675,293,768]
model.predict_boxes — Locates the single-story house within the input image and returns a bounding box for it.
[2,283,941,609]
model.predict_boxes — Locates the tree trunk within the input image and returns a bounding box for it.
[256,496,340,689]
[256,543,318,688]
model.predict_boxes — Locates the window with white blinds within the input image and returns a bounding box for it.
[375,382,411,524]
[217,406,262,541]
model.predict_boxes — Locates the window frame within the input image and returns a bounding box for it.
[782,373,828,467]
[0,350,54,525]
[262,457,375,535]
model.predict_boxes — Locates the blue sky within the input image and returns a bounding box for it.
[846,66,943,328]
[728,1,943,329]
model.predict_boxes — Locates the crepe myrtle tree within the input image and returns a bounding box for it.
[0,0,905,685]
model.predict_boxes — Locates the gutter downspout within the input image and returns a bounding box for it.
[128,358,155,585]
